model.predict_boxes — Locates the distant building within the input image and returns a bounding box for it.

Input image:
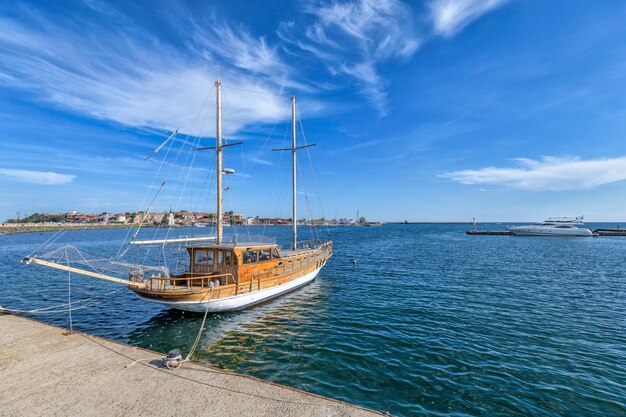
[134,212,164,224]
[255,217,289,225]
[110,214,127,224]
[176,211,209,223]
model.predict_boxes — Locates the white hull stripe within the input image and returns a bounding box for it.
[137,265,324,313]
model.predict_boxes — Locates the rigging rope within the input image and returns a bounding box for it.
[220,84,286,98]
[159,86,215,249]
[0,288,123,314]
[36,245,138,276]
[116,132,178,258]
[27,140,157,260]
[265,121,291,239]
[297,103,331,238]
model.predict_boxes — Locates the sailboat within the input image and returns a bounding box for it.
[22,80,333,313]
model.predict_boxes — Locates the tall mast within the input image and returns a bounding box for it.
[272,96,315,249]
[216,80,223,244]
[291,96,297,250]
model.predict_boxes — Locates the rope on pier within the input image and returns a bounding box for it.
[66,251,73,332]
[75,330,351,409]
[184,286,214,362]
[163,286,215,370]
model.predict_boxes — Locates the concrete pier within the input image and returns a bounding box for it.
[466,230,513,235]
[467,228,626,236]
[0,314,383,417]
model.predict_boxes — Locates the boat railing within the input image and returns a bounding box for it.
[228,234,277,246]
[135,272,236,292]
[248,241,333,289]
[293,239,328,250]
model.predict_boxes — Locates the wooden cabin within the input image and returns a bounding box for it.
[130,241,332,304]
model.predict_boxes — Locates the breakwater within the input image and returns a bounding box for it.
[467,228,626,236]
[0,222,152,235]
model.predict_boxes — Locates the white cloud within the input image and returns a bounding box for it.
[0,169,76,185]
[189,20,311,93]
[430,0,507,37]
[280,0,420,116]
[0,8,296,136]
[0,1,511,133]
[280,0,509,116]
[440,156,626,191]
[247,156,274,167]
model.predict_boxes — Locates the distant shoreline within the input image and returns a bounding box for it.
[0,221,465,235]
[0,223,140,236]
[3,221,621,236]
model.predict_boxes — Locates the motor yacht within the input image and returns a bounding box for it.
[509,216,593,237]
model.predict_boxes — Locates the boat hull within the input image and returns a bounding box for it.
[510,227,593,237]
[136,265,323,313]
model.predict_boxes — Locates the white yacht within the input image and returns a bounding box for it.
[510,216,593,237]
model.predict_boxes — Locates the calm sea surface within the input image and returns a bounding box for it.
[1,224,625,416]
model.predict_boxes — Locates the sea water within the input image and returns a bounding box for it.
[1,224,624,416]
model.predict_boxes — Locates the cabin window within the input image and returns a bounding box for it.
[271,248,280,259]
[259,249,271,262]
[195,250,214,266]
[217,251,232,266]
[195,250,208,265]
[243,250,257,264]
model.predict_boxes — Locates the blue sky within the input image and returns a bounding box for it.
[2,0,626,222]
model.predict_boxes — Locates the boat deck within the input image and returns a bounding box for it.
[0,313,382,417]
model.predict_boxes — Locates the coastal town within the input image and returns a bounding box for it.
[2,209,371,228]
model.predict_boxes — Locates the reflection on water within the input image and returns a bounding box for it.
[126,280,323,363]
[1,225,625,417]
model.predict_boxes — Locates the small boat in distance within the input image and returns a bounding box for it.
[363,222,383,227]
[509,216,593,237]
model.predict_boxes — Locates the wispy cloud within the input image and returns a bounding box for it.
[279,0,509,117]
[247,157,274,167]
[0,1,510,137]
[430,0,508,37]
[0,169,76,185]
[279,0,420,116]
[0,5,296,136]
[440,156,626,191]
[189,20,309,93]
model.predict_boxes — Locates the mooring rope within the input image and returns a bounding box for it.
[186,287,214,361]
[66,250,73,331]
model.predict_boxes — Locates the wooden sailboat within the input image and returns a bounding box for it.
[23,80,333,313]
